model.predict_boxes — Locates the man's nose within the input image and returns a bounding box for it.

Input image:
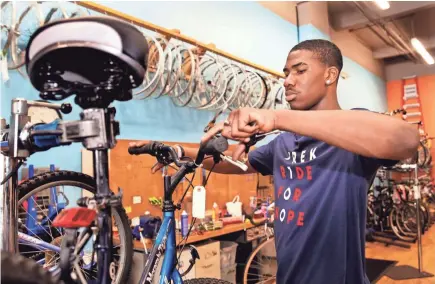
[284,74,295,88]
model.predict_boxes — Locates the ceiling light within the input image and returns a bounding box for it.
[373,0,390,10]
[411,38,435,65]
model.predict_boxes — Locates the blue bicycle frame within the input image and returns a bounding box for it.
[139,169,193,284]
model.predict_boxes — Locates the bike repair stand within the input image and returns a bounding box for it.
[0,99,36,252]
[385,164,433,280]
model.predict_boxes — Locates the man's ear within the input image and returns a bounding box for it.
[324,67,340,85]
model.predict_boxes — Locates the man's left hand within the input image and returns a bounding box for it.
[222,108,277,140]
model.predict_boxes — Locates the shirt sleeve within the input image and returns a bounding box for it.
[358,155,399,171]
[350,107,400,170]
[247,137,277,176]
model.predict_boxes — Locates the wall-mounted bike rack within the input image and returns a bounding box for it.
[74,1,285,79]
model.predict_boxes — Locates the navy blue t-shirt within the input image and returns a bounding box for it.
[248,131,397,284]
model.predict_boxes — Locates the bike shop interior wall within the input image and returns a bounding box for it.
[1,1,388,199]
[386,75,435,179]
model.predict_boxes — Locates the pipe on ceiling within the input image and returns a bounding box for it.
[352,1,419,62]
[295,1,308,43]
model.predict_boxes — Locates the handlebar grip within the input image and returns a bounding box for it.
[200,136,228,155]
[128,142,156,155]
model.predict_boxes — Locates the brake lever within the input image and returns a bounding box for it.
[242,130,282,162]
[219,154,248,171]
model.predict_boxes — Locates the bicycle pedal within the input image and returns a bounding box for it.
[52,207,96,228]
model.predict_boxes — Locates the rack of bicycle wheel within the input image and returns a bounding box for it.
[1,1,289,112]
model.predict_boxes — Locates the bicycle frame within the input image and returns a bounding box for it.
[139,171,193,284]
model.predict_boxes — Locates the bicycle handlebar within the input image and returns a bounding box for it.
[128,136,229,168]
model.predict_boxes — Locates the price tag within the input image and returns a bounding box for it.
[192,186,206,219]
[413,185,421,200]
[133,196,142,204]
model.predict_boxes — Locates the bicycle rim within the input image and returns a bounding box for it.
[163,41,183,96]
[10,2,43,75]
[201,58,238,111]
[170,45,198,106]
[193,55,229,110]
[1,1,16,61]
[133,31,165,99]
[243,237,276,284]
[153,37,174,98]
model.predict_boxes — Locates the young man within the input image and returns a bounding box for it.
[132,39,419,283]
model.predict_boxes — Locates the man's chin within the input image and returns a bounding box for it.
[288,100,304,110]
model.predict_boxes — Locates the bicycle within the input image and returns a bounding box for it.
[242,203,276,284]
[126,135,248,284]
[1,16,148,283]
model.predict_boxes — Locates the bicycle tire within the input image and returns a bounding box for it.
[17,170,133,284]
[398,203,423,234]
[184,278,232,284]
[1,250,60,284]
[389,206,415,241]
[243,236,276,284]
[417,141,428,168]
[420,203,430,232]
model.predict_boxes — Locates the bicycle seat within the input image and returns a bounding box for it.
[25,16,148,108]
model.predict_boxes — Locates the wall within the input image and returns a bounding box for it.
[330,29,385,79]
[386,75,435,179]
[259,1,388,112]
[1,1,298,174]
[1,1,389,176]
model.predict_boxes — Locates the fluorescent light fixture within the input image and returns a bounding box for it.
[411,38,435,65]
[373,0,390,10]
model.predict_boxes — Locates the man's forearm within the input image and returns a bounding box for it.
[274,109,420,160]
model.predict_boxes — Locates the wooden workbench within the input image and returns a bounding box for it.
[132,221,257,250]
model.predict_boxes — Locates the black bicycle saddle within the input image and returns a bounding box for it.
[25,16,149,108]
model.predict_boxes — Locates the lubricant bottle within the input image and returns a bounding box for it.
[181,210,188,238]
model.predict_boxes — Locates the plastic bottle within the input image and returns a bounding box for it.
[213,202,219,221]
[181,210,188,238]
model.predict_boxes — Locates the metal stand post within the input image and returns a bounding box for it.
[385,164,433,280]
[1,157,19,252]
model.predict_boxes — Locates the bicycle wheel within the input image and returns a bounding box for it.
[398,203,424,234]
[243,237,276,284]
[1,1,16,66]
[1,250,60,284]
[9,2,43,76]
[189,54,229,110]
[17,170,132,284]
[170,45,198,107]
[389,206,415,241]
[133,30,165,99]
[417,142,430,168]
[184,278,232,284]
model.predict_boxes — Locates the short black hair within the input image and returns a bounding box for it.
[290,39,343,72]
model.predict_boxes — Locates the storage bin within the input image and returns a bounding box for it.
[195,241,221,279]
[221,263,237,284]
[220,241,238,269]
